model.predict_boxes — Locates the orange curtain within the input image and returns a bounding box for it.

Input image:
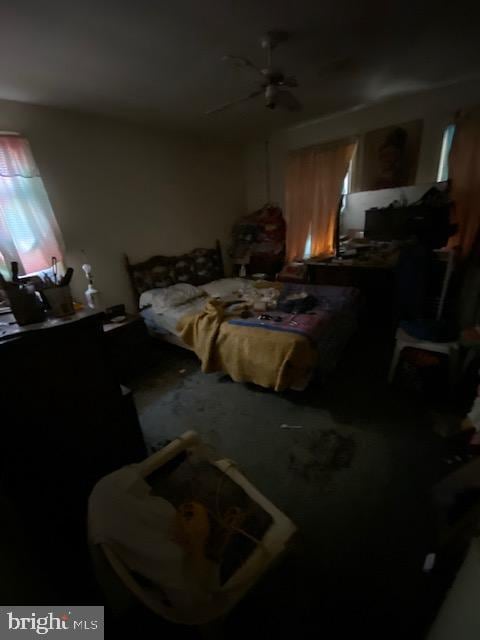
[449,106,480,258]
[285,139,356,261]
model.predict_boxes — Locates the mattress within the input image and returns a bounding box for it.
[280,283,359,375]
[141,283,359,376]
[141,296,208,337]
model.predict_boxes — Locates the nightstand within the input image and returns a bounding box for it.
[103,314,152,380]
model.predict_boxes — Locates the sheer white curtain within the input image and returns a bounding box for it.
[0,135,64,277]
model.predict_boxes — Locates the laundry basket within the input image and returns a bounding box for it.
[88,430,296,625]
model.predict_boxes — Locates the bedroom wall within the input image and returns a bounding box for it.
[245,76,480,213]
[0,98,245,309]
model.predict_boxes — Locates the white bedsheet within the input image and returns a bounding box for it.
[140,278,254,338]
[141,296,208,336]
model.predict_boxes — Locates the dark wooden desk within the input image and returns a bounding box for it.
[0,307,99,340]
[0,312,149,602]
[1,310,147,479]
[307,260,395,323]
[0,312,147,594]
[103,314,152,380]
[2,310,153,380]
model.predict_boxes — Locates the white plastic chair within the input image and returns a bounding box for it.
[388,249,459,385]
[388,327,460,385]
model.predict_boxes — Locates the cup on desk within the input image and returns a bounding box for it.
[7,287,45,326]
[43,285,74,317]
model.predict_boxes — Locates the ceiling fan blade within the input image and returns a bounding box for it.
[281,75,298,88]
[205,90,263,115]
[222,55,263,75]
[275,89,302,112]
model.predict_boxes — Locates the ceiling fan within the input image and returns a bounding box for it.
[206,30,302,115]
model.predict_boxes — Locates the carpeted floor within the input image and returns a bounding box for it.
[130,329,453,639]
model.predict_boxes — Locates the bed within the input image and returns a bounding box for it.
[125,241,225,350]
[125,243,359,391]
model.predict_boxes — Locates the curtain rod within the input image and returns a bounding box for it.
[0,131,20,136]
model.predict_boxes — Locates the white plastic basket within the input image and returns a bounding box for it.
[89,430,296,625]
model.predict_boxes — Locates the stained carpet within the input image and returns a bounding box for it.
[130,329,450,639]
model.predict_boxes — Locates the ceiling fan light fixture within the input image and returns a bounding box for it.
[265,84,278,109]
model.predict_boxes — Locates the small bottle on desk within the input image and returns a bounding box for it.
[82,264,103,310]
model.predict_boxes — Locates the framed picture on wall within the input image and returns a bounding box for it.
[355,119,423,192]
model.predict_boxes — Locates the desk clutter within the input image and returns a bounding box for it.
[0,257,109,329]
[317,236,399,268]
[0,257,75,325]
[0,258,148,382]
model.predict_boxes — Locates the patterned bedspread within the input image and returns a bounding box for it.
[153,282,360,391]
[229,309,332,342]
[279,282,359,313]
[229,283,359,345]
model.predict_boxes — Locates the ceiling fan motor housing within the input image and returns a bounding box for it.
[260,30,289,50]
[262,69,284,83]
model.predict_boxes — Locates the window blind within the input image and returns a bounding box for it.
[0,135,64,277]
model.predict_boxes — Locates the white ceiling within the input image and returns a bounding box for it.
[1,0,479,138]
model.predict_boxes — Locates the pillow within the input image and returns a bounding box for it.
[139,289,155,309]
[133,263,174,296]
[140,283,204,313]
[200,278,252,298]
[190,248,223,284]
[171,255,196,283]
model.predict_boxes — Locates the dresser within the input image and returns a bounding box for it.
[307,260,395,325]
[0,311,147,601]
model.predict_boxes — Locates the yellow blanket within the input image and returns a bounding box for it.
[177,300,317,391]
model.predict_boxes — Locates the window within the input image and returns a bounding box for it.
[303,225,312,260]
[437,124,456,182]
[0,134,64,279]
[303,160,352,259]
[340,159,352,212]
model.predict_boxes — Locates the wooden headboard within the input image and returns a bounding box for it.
[125,240,224,307]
